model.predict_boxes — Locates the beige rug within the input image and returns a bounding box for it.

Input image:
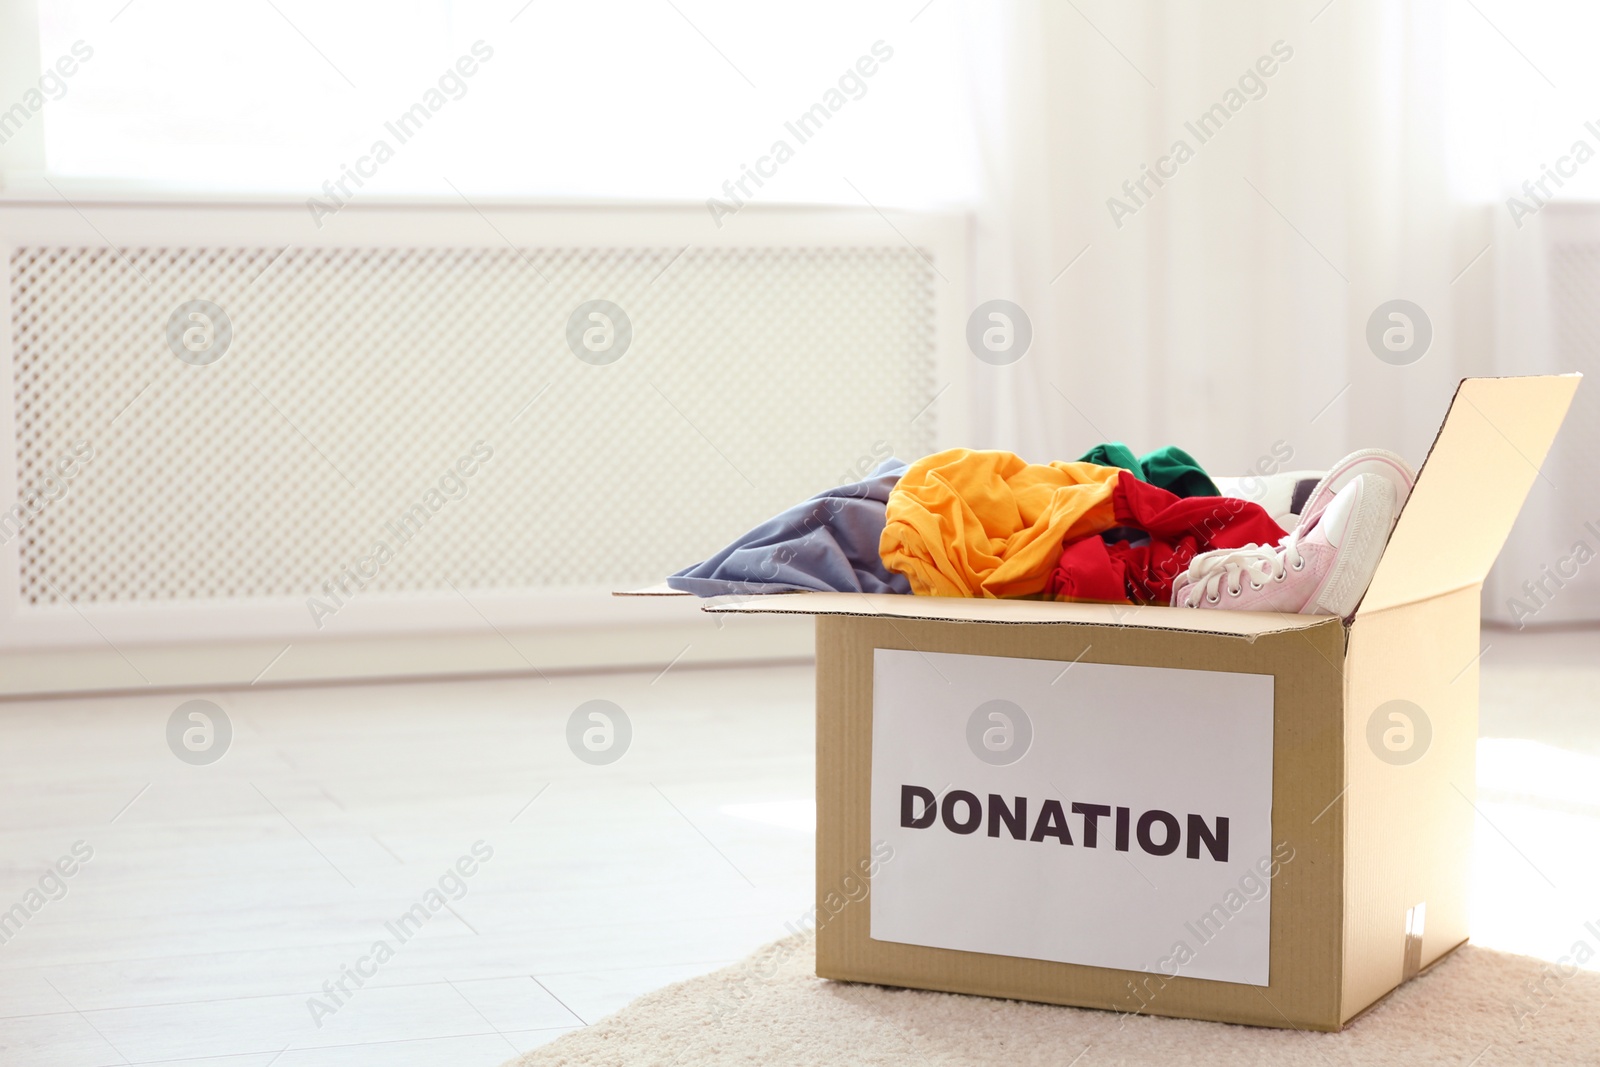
[504,933,1600,1066]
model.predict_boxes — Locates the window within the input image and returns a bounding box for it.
[1442,0,1600,205]
[32,0,979,209]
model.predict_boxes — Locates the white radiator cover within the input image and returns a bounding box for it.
[0,202,969,688]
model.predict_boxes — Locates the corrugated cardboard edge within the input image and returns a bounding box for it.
[693,591,1333,644]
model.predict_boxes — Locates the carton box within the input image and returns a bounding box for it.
[655,375,1579,1030]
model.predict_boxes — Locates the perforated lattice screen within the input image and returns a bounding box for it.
[9,245,937,605]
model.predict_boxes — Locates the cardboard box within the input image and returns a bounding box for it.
[658,375,1580,1030]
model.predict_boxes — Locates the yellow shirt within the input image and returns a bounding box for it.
[880,449,1123,598]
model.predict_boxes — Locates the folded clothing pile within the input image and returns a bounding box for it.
[668,444,1416,617]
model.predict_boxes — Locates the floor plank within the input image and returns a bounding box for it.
[0,664,815,1064]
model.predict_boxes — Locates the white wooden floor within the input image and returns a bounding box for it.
[3,628,1599,1066]
[0,663,817,1066]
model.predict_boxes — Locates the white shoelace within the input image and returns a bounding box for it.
[1177,528,1308,607]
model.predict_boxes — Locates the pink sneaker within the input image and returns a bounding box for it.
[1298,448,1416,526]
[1171,474,1399,616]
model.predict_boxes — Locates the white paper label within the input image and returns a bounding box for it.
[870,647,1277,986]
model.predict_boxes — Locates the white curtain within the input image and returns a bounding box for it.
[962,0,1599,625]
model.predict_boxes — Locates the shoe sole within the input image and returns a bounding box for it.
[1307,477,1398,617]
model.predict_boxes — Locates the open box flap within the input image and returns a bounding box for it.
[699,589,1339,639]
[1357,374,1581,616]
